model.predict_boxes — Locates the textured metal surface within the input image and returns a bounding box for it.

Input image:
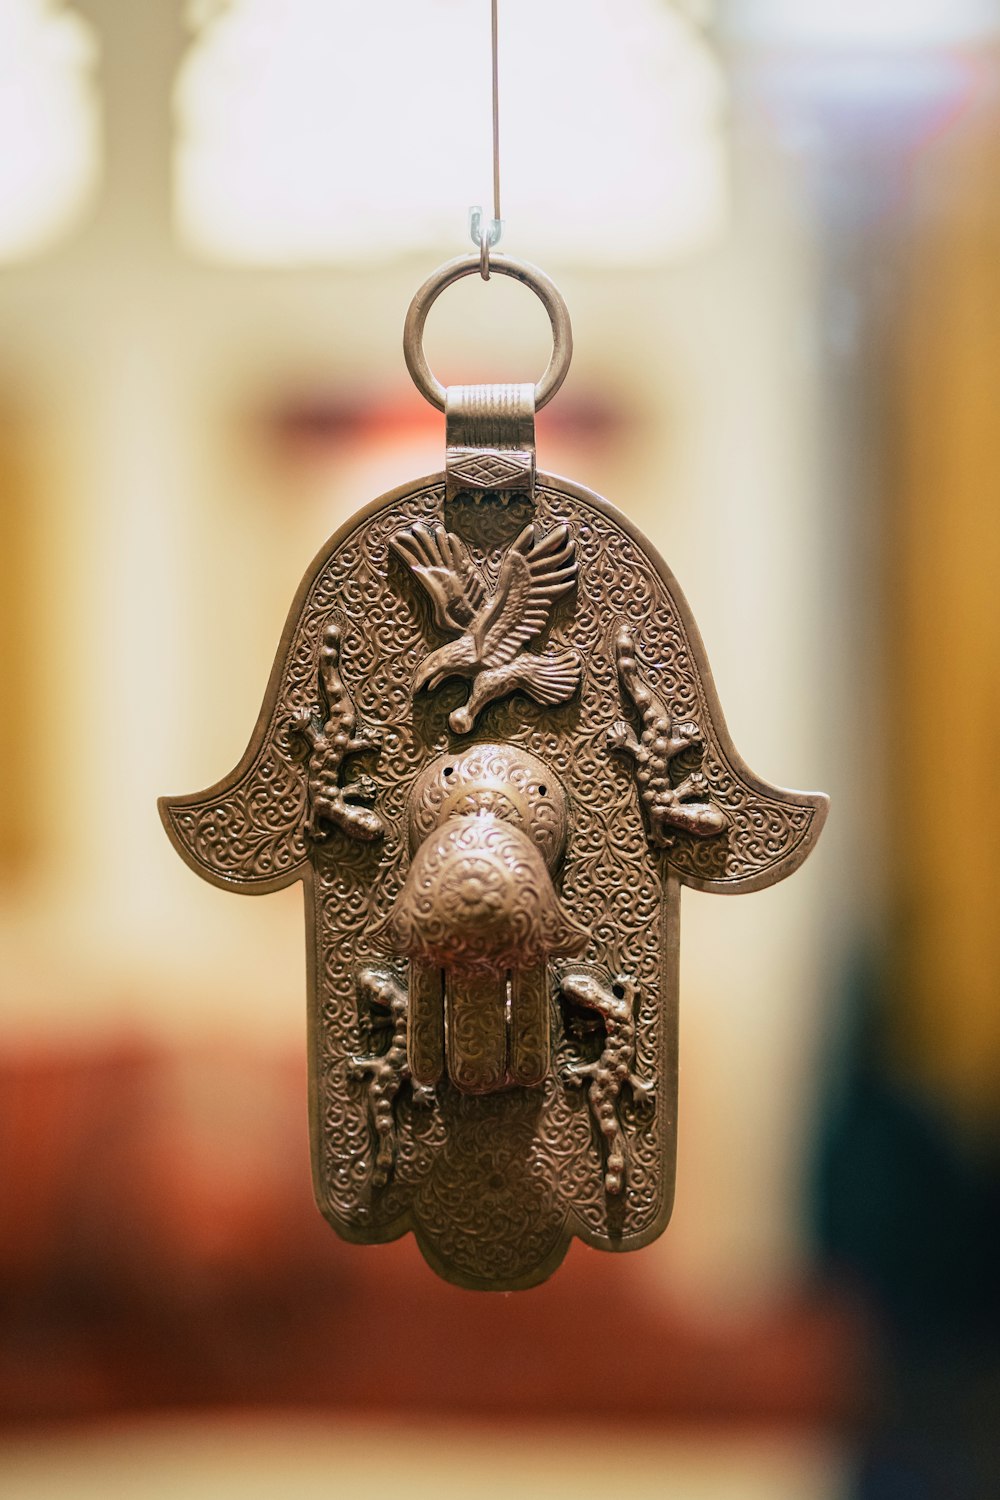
[387,744,582,1095]
[446,383,535,502]
[160,467,828,1289]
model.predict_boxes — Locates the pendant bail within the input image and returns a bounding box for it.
[445,382,536,504]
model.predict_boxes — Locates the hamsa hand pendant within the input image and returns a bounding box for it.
[160,255,827,1290]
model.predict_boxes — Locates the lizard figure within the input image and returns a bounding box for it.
[348,967,436,1189]
[608,623,728,846]
[559,966,654,1196]
[288,622,384,843]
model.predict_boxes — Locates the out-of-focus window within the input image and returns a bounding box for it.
[724,0,999,47]
[173,0,728,266]
[0,0,100,262]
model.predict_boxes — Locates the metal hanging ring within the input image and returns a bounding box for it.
[403,253,573,413]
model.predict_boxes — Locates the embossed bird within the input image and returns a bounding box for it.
[391,520,582,734]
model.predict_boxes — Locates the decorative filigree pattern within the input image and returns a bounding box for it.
[413,1091,560,1287]
[406,743,565,865]
[161,472,825,1288]
[388,815,583,974]
[447,448,533,495]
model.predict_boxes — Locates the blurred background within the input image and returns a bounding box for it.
[1,1,998,1496]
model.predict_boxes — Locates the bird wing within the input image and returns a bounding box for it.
[474,523,578,668]
[390,522,486,635]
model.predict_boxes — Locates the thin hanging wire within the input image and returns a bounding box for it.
[469,0,503,278]
[490,0,501,228]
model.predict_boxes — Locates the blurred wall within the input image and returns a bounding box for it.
[891,90,1000,1125]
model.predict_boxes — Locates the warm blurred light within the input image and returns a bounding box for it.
[725,0,1000,47]
[173,0,728,267]
[0,0,100,262]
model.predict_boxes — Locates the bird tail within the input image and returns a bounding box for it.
[519,647,582,707]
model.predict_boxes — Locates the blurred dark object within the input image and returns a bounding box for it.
[816,962,1000,1500]
[796,44,1000,1500]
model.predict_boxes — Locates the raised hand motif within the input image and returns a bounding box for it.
[384,745,584,1094]
[391,519,581,734]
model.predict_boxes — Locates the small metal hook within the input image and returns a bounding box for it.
[469,206,504,280]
